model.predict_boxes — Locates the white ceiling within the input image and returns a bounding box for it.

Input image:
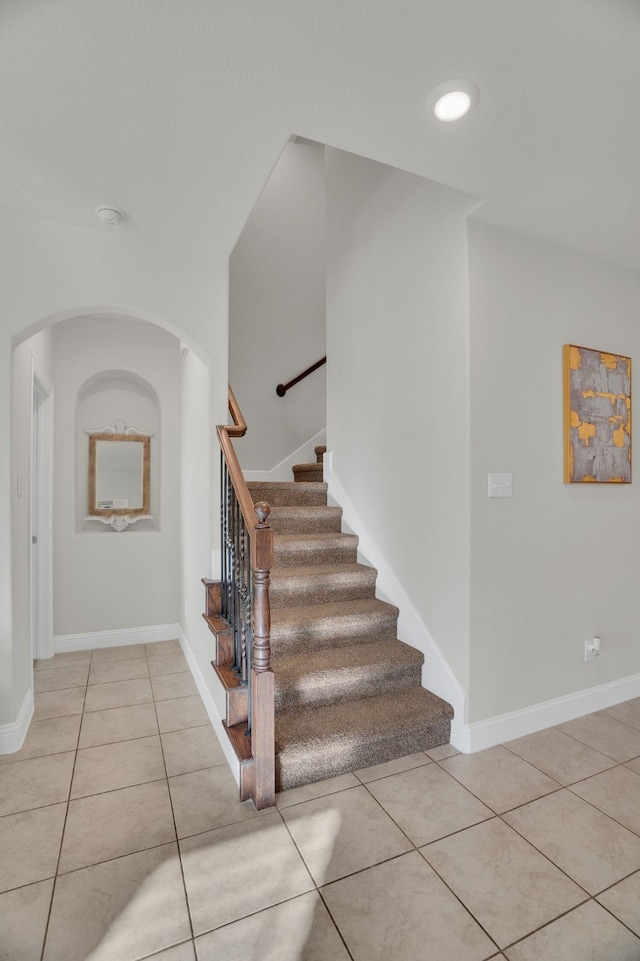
[2,0,640,272]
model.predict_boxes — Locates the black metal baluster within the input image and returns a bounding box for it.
[246,559,254,734]
[233,488,242,676]
[220,455,228,621]
[225,464,235,634]
[219,452,257,735]
[238,510,248,687]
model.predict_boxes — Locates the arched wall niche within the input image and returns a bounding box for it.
[76,368,161,533]
[49,313,183,636]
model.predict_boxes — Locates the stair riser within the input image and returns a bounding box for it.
[272,542,358,568]
[293,465,323,483]
[268,508,343,534]
[274,664,422,711]
[270,616,399,654]
[270,569,378,608]
[247,482,327,507]
[204,580,221,618]
[277,719,452,791]
[205,616,232,666]
[227,686,248,726]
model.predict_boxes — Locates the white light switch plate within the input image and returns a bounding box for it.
[488,473,513,497]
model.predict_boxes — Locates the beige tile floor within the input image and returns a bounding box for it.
[1,642,640,960]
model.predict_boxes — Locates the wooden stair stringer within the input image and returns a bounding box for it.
[202,580,253,794]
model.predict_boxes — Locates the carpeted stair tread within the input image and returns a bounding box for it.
[270,563,378,608]
[273,639,423,710]
[276,687,454,790]
[270,597,400,653]
[267,505,343,534]
[272,532,358,568]
[314,445,326,464]
[247,480,327,507]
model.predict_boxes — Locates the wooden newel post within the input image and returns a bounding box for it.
[252,502,272,673]
[251,501,275,809]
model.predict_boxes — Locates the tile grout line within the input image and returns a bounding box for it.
[38,647,93,961]
[421,746,640,949]
[594,895,640,944]
[275,772,501,959]
[545,722,640,763]
[358,778,503,956]
[498,897,596,956]
[147,642,198,953]
[499,738,619,781]
[382,750,640,950]
[564,763,640,839]
[274,804,357,961]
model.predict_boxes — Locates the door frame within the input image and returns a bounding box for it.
[30,354,54,662]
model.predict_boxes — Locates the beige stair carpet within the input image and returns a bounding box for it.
[246,476,454,792]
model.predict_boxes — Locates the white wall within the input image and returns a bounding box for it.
[468,221,640,723]
[229,140,326,470]
[0,210,227,729]
[325,148,477,693]
[52,316,181,636]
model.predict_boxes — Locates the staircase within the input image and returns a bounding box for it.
[208,444,454,794]
[204,440,453,807]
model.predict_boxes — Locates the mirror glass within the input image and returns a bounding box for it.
[95,440,144,509]
[88,433,151,516]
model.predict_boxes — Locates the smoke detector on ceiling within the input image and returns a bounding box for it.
[95,204,125,226]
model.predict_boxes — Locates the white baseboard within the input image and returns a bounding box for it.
[324,453,467,749]
[243,428,327,483]
[54,623,181,653]
[177,625,240,786]
[463,672,640,754]
[0,688,34,755]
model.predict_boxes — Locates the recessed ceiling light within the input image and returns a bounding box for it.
[435,90,471,121]
[430,79,479,122]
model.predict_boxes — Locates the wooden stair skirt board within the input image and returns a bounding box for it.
[205,468,453,795]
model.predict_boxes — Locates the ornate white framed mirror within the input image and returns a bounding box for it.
[85,421,153,530]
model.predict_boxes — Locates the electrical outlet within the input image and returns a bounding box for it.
[584,636,601,662]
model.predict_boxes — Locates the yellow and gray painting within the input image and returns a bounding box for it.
[564,345,631,483]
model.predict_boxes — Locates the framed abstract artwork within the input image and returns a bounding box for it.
[563,344,631,483]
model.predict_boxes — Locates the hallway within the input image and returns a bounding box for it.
[1,641,640,960]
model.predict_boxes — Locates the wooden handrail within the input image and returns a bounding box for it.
[216,425,262,563]
[216,387,274,809]
[227,385,247,437]
[276,356,326,397]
